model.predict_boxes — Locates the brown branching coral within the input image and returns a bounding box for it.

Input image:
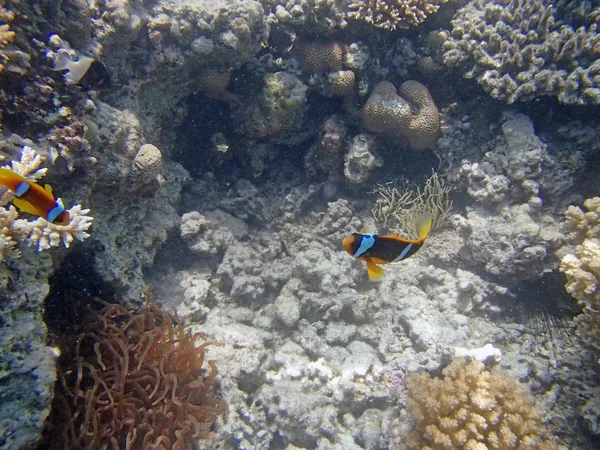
[47,301,226,449]
[400,357,566,450]
[347,0,449,30]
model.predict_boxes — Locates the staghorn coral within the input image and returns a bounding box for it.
[401,357,565,450]
[361,80,440,149]
[48,301,226,449]
[347,0,449,30]
[442,0,600,104]
[371,170,452,237]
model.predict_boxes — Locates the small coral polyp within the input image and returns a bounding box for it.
[51,302,226,449]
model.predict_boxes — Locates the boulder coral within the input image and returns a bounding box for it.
[361,80,440,149]
[401,357,566,450]
[443,0,600,104]
[298,41,347,73]
[347,0,449,30]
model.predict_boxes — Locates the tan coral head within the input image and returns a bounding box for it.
[361,80,440,149]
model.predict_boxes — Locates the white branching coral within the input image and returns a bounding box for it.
[0,146,47,205]
[12,204,93,251]
[0,146,93,259]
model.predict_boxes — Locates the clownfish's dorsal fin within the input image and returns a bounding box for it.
[416,212,433,241]
[13,197,39,216]
[360,227,367,234]
[44,184,53,195]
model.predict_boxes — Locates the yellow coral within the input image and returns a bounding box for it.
[559,197,600,309]
[347,0,448,30]
[400,358,565,450]
[0,23,15,72]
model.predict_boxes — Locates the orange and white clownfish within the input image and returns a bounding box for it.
[0,168,71,225]
[342,212,433,281]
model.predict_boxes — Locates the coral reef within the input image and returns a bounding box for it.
[347,0,449,30]
[0,249,57,450]
[236,71,308,141]
[559,197,600,309]
[361,80,440,149]
[443,0,600,104]
[455,112,566,279]
[402,357,565,449]
[261,0,349,30]
[47,301,226,449]
[305,115,347,180]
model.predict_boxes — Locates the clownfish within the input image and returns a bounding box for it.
[342,212,433,281]
[0,168,71,225]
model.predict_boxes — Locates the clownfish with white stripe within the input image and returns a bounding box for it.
[0,168,71,225]
[342,212,433,281]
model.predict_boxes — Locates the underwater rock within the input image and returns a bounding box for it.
[344,134,382,184]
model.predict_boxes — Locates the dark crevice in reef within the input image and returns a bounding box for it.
[510,270,582,343]
[44,249,117,335]
[173,94,236,179]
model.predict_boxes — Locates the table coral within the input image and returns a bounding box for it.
[442,0,600,104]
[361,80,440,149]
[347,0,449,30]
[47,302,226,449]
[401,357,565,450]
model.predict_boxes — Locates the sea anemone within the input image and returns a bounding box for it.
[46,301,226,449]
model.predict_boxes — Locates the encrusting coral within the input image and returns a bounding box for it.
[400,357,566,450]
[0,146,93,259]
[347,0,449,30]
[362,80,440,149]
[47,301,226,449]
